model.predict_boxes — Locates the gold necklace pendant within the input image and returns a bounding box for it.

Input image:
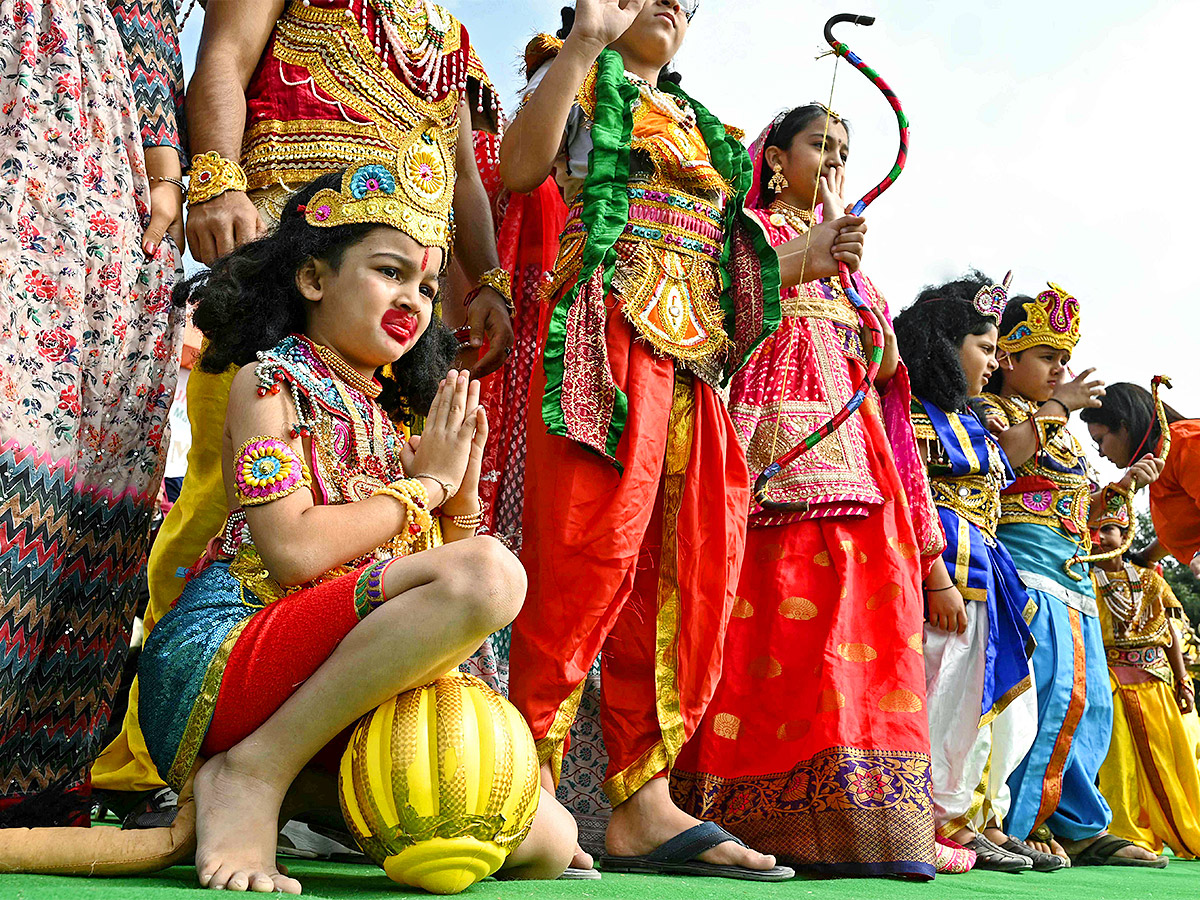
[768,199,815,232]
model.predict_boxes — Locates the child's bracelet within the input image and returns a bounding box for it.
[926,583,958,593]
[373,479,433,545]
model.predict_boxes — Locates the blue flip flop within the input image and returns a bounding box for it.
[600,821,794,881]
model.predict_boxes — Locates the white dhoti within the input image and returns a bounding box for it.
[925,601,1037,836]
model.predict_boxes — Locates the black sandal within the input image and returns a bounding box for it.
[1001,836,1068,872]
[1071,834,1168,868]
[963,834,1032,872]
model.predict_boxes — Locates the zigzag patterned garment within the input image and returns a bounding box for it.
[0,0,183,826]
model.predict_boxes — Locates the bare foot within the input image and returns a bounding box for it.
[1062,832,1161,862]
[537,760,593,872]
[605,778,777,870]
[1027,837,1070,862]
[951,827,976,844]
[983,826,1008,844]
[193,751,302,893]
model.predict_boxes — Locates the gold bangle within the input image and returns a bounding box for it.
[413,473,455,505]
[477,267,514,314]
[373,479,433,547]
[187,151,248,206]
[150,175,187,191]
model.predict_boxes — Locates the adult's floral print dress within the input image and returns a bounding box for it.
[0,0,184,826]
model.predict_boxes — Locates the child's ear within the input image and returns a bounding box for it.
[295,258,323,303]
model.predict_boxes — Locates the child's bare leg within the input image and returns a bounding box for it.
[539,758,594,870]
[497,787,577,880]
[193,537,525,893]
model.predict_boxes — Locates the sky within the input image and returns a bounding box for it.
[177,0,1197,485]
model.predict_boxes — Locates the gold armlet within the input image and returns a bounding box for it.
[187,151,248,206]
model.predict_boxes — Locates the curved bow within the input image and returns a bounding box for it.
[754,13,910,510]
[1063,375,1173,580]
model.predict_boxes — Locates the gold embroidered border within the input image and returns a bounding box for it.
[534,679,586,785]
[605,374,695,805]
[166,618,250,790]
[939,746,991,839]
[605,740,671,806]
[251,4,464,189]
[979,674,1033,727]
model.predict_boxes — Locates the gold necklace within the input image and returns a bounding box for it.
[768,199,814,233]
[314,343,382,399]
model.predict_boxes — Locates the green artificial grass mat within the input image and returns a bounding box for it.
[4,857,1200,900]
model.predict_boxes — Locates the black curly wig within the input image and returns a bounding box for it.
[172,171,458,424]
[893,271,999,413]
[757,105,851,208]
[1079,382,1187,462]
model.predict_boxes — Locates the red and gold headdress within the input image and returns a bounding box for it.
[303,124,453,254]
[998,282,1081,355]
[1089,483,1131,532]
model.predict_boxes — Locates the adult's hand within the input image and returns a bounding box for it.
[185,190,267,265]
[461,287,514,378]
[143,146,184,257]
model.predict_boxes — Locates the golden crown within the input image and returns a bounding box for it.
[998,282,1081,355]
[303,124,454,254]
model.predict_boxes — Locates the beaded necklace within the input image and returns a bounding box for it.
[312,341,382,399]
[1095,562,1150,632]
[367,0,451,98]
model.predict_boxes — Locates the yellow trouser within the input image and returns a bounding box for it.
[1098,672,1200,858]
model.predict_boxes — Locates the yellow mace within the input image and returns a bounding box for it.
[338,672,540,894]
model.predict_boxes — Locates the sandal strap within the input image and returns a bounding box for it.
[646,822,747,863]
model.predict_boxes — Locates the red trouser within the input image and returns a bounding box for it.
[510,308,748,805]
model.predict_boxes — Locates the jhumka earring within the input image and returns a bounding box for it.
[768,163,789,192]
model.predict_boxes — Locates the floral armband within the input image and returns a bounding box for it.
[234,437,311,507]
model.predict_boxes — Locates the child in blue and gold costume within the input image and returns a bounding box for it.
[134,152,578,893]
[894,274,1040,873]
[979,285,1166,867]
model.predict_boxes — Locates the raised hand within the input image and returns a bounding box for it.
[1119,453,1166,493]
[1051,367,1105,412]
[568,0,649,51]
[817,168,846,221]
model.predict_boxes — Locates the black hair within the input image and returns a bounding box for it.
[981,295,1034,394]
[758,105,852,207]
[1079,383,1187,460]
[556,5,683,85]
[172,171,457,424]
[893,270,999,413]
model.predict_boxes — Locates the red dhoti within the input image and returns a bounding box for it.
[510,307,748,806]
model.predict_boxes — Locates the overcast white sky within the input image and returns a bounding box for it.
[179,0,1197,483]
